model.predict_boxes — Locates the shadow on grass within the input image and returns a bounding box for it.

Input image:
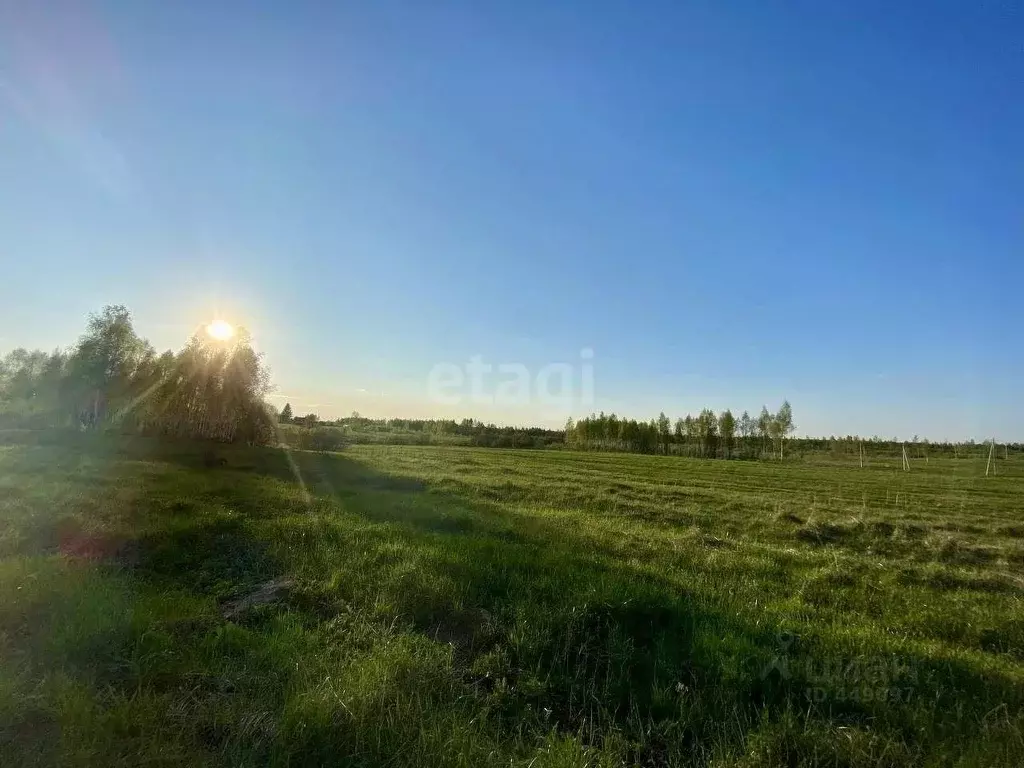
[7,435,1013,766]
[133,516,280,598]
[122,441,1024,764]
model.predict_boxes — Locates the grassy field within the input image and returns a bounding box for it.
[1,432,1022,766]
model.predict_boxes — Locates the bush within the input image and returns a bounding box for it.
[307,427,347,452]
[278,425,347,452]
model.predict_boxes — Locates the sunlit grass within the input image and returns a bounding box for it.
[1,432,1022,765]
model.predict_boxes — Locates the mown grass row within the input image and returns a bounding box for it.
[1,433,1022,766]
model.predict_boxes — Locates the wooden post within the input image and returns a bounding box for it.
[986,440,995,477]
[859,440,864,469]
[902,444,910,472]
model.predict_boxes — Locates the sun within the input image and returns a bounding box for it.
[206,320,235,341]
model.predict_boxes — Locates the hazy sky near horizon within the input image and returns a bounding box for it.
[1,1,1021,440]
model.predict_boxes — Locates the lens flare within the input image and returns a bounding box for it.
[206,320,234,341]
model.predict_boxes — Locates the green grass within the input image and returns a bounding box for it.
[1,431,1023,766]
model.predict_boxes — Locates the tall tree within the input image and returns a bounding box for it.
[657,411,672,454]
[775,399,794,459]
[718,409,736,459]
[697,408,718,457]
[683,414,695,456]
[607,413,620,449]
[280,402,293,423]
[738,410,753,457]
[67,305,150,424]
[564,417,576,448]
[758,406,772,457]
[768,414,783,458]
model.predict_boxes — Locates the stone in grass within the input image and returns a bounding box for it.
[220,578,294,620]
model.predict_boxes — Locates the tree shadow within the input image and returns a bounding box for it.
[132,516,280,599]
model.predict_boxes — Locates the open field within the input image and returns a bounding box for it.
[1,433,1022,766]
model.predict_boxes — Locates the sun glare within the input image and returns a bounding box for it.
[206,320,235,341]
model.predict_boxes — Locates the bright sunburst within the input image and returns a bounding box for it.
[206,320,235,341]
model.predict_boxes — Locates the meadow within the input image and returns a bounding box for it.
[1,431,1022,766]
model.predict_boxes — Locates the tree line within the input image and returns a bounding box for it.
[277,408,563,449]
[566,401,795,459]
[565,404,1018,461]
[4,311,1015,459]
[279,401,1018,460]
[0,306,276,444]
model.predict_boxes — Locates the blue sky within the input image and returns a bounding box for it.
[1,1,1021,439]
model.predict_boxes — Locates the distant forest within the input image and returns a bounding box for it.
[279,407,1018,460]
[1,305,1017,458]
